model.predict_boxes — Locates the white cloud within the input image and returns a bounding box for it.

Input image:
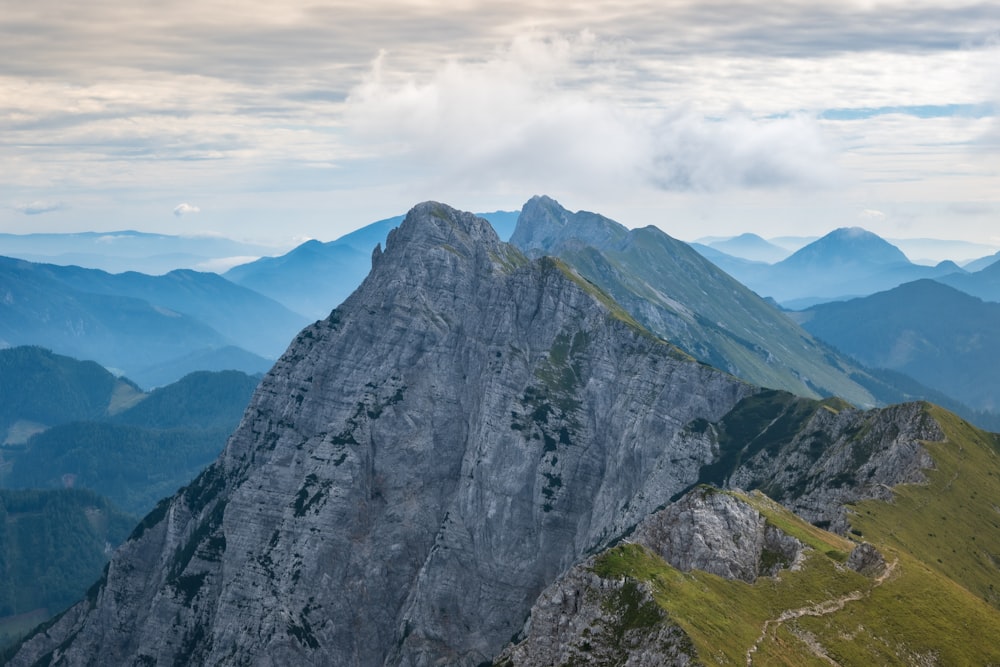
[173,202,201,217]
[343,35,842,197]
[859,208,886,220]
[13,199,64,215]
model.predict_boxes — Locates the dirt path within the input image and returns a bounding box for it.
[745,557,898,666]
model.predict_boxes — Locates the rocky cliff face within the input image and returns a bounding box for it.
[10,203,754,666]
[493,563,700,667]
[10,202,951,667]
[721,395,942,533]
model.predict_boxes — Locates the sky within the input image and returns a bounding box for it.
[2,0,998,255]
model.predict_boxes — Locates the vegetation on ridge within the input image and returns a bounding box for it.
[587,408,1000,665]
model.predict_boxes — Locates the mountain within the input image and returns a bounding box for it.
[0,256,305,386]
[225,211,519,319]
[7,202,755,664]
[889,237,1000,266]
[6,259,307,358]
[963,251,1000,273]
[501,401,1000,664]
[781,226,910,268]
[0,230,280,275]
[937,257,1000,302]
[2,357,259,516]
[701,227,966,307]
[0,489,136,650]
[9,203,1000,665]
[510,195,879,407]
[0,347,143,447]
[793,279,1000,413]
[125,345,270,393]
[706,233,790,263]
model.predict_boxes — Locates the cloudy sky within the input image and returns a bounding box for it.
[2,0,998,253]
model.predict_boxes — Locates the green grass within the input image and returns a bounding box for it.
[735,490,852,562]
[848,404,1000,609]
[590,436,1000,666]
[594,542,868,665]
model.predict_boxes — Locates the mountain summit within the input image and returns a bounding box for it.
[777,226,910,270]
[12,202,1000,665]
[10,202,751,665]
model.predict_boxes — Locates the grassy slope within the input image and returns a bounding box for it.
[558,232,878,408]
[594,413,1000,667]
[848,405,1000,609]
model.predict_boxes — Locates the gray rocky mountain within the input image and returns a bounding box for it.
[7,203,963,666]
[10,202,754,666]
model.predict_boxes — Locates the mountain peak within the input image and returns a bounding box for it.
[381,201,503,261]
[778,226,910,269]
[512,195,628,253]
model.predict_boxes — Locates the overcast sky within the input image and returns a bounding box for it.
[2,0,998,252]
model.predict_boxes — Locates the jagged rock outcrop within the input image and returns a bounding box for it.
[846,542,887,577]
[631,486,804,582]
[493,564,700,667]
[722,396,942,532]
[10,203,754,666]
[495,486,812,665]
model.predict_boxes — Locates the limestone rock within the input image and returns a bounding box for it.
[493,563,700,667]
[632,486,804,582]
[9,202,753,667]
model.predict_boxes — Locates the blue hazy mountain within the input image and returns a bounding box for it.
[937,257,1000,302]
[1,346,259,515]
[687,242,769,278]
[963,251,1000,273]
[0,230,279,274]
[706,233,790,263]
[0,256,303,387]
[34,264,306,358]
[0,346,143,442]
[698,227,967,307]
[794,279,1000,412]
[225,211,519,319]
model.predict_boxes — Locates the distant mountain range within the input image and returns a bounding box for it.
[1,346,259,515]
[0,230,282,275]
[695,227,971,307]
[698,233,999,267]
[0,346,259,648]
[703,232,790,263]
[0,256,305,388]
[512,197,901,408]
[793,279,1000,413]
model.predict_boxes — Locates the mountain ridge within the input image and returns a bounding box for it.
[9,202,1000,665]
[510,195,881,407]
[9,202,755,665]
